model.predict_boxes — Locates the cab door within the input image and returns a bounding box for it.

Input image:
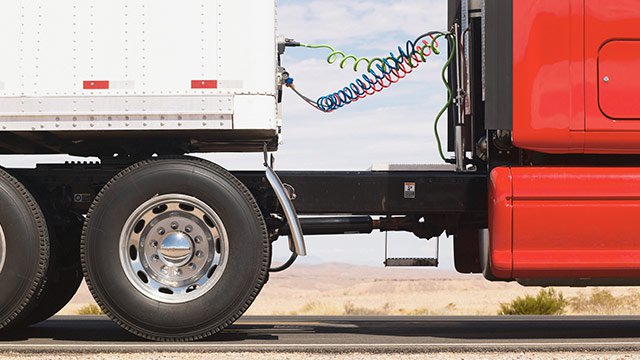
[586,0,640,129]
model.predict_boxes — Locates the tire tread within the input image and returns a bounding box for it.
[0,169,49,330]
[81,156,269,341]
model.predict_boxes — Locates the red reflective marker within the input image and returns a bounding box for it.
[83,81,110,90]
[191,80,218,89]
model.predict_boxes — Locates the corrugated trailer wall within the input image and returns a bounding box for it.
[0,1,279,155]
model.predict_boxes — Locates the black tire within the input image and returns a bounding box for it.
[0,169,49,331]
[82,158,269,341]
[19,213,84,325]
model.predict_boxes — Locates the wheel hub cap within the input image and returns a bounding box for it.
[119,194,228,304]
[159,232,193,266]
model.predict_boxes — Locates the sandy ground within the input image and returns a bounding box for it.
[59,263,640,316]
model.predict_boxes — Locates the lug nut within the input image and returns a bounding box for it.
[195,250,203,258]
[151,240,158,248]
[152,255,159,261]
[194,236,202,244]
[158,228,165,235]
[185,225,193,233]
[175,269,182,276]
[171,222,179,230]
[189,263,196,270]
[161,265,168,274]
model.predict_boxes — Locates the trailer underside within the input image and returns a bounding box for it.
[9,162,488,229]
[0,130,279,156]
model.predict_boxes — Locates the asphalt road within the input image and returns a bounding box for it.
[1,316,640,353]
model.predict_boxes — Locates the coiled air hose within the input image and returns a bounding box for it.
[285,31,455,161]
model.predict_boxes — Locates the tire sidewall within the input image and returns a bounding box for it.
[83,160,268,337]
[20,213,84,326]
[0,173,47,329]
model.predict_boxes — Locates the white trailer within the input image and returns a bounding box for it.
[0,0,483,343]
[0,0,281,155]
[0,0,291,340]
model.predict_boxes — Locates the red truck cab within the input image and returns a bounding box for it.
[474,0,640,284]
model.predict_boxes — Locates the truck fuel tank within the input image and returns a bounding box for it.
[489,167,640,281]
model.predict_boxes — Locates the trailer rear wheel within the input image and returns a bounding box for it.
[0,169,49,331]
[19,213,84,325]
[82,158,269,341]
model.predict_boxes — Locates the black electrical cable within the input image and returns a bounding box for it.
[269,251,298,273]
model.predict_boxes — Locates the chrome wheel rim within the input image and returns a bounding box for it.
[0,224,5,274]
[119,194,228,303]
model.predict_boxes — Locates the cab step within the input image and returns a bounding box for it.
[384,258,438,267]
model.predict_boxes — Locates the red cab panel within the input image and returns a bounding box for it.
[488,167,513,279]
[489,167,640,280]
[512,0,640,154]
[512,0,584,153]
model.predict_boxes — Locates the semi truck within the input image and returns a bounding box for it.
[0,0,638,341]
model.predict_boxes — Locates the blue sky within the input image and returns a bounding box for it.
[1,0,456,269]
[261,0,454,268]
[252,0,455,268]
[267,0,451,171]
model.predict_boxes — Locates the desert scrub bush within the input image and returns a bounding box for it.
[498,289,567,315]
[343,302,393,315]
[289,301,341,316]
[77,304,103,315]
[569,289,622,314]
[398,307,432,316]
[568,289,640,315]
